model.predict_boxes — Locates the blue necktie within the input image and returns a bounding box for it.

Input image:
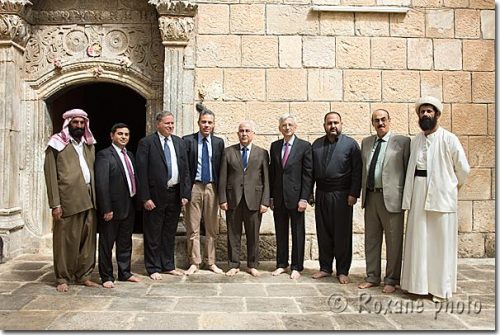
[201,137,210,184]
[241,147,248,170]
[164,138,172,180]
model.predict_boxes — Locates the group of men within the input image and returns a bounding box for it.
[44,95,469,303]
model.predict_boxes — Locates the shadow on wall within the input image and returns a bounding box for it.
[0,236,3,263]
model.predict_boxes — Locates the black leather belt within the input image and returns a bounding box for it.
[368,188,383,193]
[415,169,427,177]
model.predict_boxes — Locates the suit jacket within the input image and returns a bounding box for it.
[361,133,411,213]
[44,143,96,217]
[95,145,137,221]
[218,143,270,211]
[269,137,313,210]
[182,132,225,188]
[136,132,191,207]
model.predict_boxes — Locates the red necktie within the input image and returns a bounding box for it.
[122,148,136,195]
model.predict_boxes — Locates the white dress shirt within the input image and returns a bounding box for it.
[112,143,135,197]
[158,132,179,187]
[71,137,91,185]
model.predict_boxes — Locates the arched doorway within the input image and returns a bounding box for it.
[46,82,146,233]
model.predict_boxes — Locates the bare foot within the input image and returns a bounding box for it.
[56,283,69,292]
[225,268,240,277]
[382,284,396,294]
[338,274,349,284]
[271,267,287,276]
[184,264,199,276]
[127,275,141,283]
[209,264,224,274]
[290,270,301,280]
[150,272,162,280]
[165,269,184,276]
[358,282,378,289]
[312,271,331,279]
[102,281,115,289]
[82,280,100,288]
[246,268,260,277]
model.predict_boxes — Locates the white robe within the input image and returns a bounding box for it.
[401,127,470,299]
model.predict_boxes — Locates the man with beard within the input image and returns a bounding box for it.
[44,109,99,292]
[311,112,362,284]
[401,96,470,302]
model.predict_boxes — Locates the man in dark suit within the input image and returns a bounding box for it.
[269,114,313,280]
[358,109,410,294]
[95,123,141,288]
[219,121,270,277]
[136,111,191,280]
[182,106,225,275]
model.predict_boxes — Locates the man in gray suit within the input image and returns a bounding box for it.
[358,109,410,293]
[219,121,270,277]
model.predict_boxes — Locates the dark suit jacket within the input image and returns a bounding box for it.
[269,137,313,210]
[95,146,137,221]
[219,143,270,211]
[182,132,225,188]
[136,132,191,207]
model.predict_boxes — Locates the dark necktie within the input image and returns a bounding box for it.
[367,139,383,190]
[122,148,136,195]
[241,147,248,170]
[163,138,172,180]
[201,137,210,184]
[282,142,290,168]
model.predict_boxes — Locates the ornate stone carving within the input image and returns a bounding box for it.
[158,15,194,45]
[0,13,31,47]
[0,0,32,14]
[149,0,197,17]
[31,9,158,25]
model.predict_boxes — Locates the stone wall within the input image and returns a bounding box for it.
[186,0,495,258]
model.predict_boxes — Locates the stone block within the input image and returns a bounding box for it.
[354,13,389,36]
[487,103,495,135]
[279,36,302,68]
[485,233,495,257]
[442,72,471,103]
[426,9,454,38]
[444,0,469,7]
[377,0,411,4]
[200,313,283,331]
[473,200,494,232]
[371,37,406,69]
[203,102,246,134]
[344,70,381,101]
[389,10,425,37]
[472,72,495,103]
[290,102,331,134]
[434,39,462,71]
[197,4,230,34]
[352,203,364,233]
[195,68,223,101]
[455,9,481,38]
[463,40,495,71]
[336,37,370,69]
[420,71,443,100]
[196,35,241,67]
[230,4,265,34]
[267,5,319,35]
[459,168,491,201]
[320,12,355,36]
[303,37,336,68]
[246,102,290,134]
[407,38,433,70]
[412,0,443,6]
[369,103,409,135]
[242,36,278,68]
[458,233,485,258]
[330,102,371,135]
[352,233,364,259]
[267,69,308,101]
[224,69,266,101]
[468,136,495,167]
[469,0,495,8]
[313,0,341,4]
[451,103,487,135]
[308,69,343,101]
[457,200,472,232]
[481,10,495,39]
[382,71,420,102]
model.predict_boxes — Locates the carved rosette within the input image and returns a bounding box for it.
[150,0,197,46]
[0,13,31,47]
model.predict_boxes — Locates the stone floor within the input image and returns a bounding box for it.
[0,255,495,330]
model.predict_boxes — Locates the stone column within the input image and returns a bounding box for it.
[0,0,31,258]
[150,0,197,135]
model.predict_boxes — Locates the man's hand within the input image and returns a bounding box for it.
[144,199,156,211]
[347,195,357,207]
[297,200,308,212]
[260,205,268,214]
[181,198,189,206]
[52,207,62,221]
[103,212,113,222]
[220,202,228,211]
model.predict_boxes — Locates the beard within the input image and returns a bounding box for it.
[419,116,437,131]
[69,126,84,139]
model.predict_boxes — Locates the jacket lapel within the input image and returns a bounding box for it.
[233,144,244,170]
[284,137,298,169]
[153,133,168,168]
[110,146,128,183]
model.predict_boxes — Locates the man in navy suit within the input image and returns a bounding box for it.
[136,112,191,280]
[95,123,141,288]
[269,114,313,280]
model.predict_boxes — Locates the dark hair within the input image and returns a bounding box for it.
[419,104,440,116]
[372,109,391,121]
[196,102,216,122]
[155,111,174,122]
[110,122,129,133]
[323,111,342,123]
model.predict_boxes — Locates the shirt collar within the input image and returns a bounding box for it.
[112,143,126,153]
[283,135,296,146]
[240,143,252,151]
[157,132,170,141]
[378,130,392,142]
[198,132,211,144]
[70,136,84,146]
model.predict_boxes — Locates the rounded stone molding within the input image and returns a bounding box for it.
[63,29,88,55]
[105,29,129,54]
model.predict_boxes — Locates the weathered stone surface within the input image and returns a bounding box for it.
[175,297,244,312]
[48,311,132,330]
[242,36,278,68]
[444,0,469,7]
[320,12,354,36]
[334,314,397,330]
[230,4,265,34]
[473,200,494,232]
[480,10,495,39]
[308,69,343,101]
[24,295,111,311]
[370,103,409,135]
[303,36,336,68]
[458,200,472,233]
[408,38,433,70]
[390,10,425,37]
[196,35,241,67]
[420,71,443,100]
[336,37,370,69]
[377,0,411,5]
[455,9,481,38]
[434,39,462,70]
[267,5,319,35]
[463,40,495,71]
[352,233,364,259]
[132,313,200,330]
[344,70,381,101]
[195,68,223,101]
[372,37,406,69]
[472,72,495,103]
[246,297,300,312]
[203,102,246,134]
[0,295,34,310]
[443,72,471,103]
[451,104,488,135]
[267,69,307,101]
[313,0,341,4]
[469,0,495,8]
[247,102,290,134]
[412,0,443,6]
[487,103,495,135]
[382,71,420,102]
[148,283,218,297]
[459,168,491,201]
[354,13,389,36]
[330,102,370,135]
[266,283,320,296]
[388,312,470,330]
[281,314,336,330]
[199,313,283,330]
[197,4,229,34]
[458,233,485,257]
[0,270,45,282]
[224,69,265,101]
[468,136,494,167]
[426,9,454,38]
[279,36,302,68]
[219,283,267,296]
[458,308,495,330]
[341,0,376,4]
[290,102,329,134]
[484,233,495,257]
[0,311,60,330]
[109,297,177,312]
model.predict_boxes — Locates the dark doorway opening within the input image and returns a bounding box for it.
[47,83,146,233]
